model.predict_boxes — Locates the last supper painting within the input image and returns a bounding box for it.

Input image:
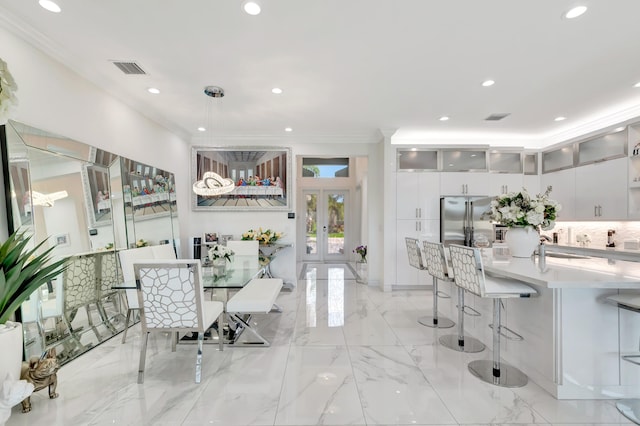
[191,146,291,211]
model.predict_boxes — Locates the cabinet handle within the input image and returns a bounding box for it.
[462,184,465,194]
[419,208,422,218]
[594,205,597,217]
[416,208,418,219]
[598,205,602,217]
[419,221,422,231]
[416,222,418,232]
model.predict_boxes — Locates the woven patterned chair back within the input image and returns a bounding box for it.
[422,240,451,281]
[448,244,485,297]
[135,260,206,332]
[63,254,99,311]
[405,237,426,271]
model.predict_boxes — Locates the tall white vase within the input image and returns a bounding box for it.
[505,226,539,258]
[0,322,23,382]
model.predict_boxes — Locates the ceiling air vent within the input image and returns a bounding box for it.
[485,113,511,121]
[111,61,147,75]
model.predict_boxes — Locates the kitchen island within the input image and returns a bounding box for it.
[437,248,640,399]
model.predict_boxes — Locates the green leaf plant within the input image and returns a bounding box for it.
[0,231,69,324]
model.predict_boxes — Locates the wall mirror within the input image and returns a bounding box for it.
[191,146,291,211]
[3,120,180,365]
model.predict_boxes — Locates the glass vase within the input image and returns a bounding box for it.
[355,261,368,284]
[213,258,227,275]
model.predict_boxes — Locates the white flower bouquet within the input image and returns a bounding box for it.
[208,244,234,262]
[486,186,561,230]
[0,58,18,125]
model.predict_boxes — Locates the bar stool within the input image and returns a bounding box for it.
[606,293,640,424]
[422,240,485,353]
[405,237,454,329]
[448,244,537,387]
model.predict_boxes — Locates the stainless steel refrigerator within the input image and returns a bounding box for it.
[440,196,493,247]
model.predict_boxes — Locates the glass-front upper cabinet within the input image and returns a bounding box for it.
[489,151,522,173]
[523,153,538,175]
[577,129,627,165]
[396,149,438,171]
[542,145,575,173]
[441,149,487,172]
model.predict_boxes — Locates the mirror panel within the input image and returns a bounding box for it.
[4,120,180,365]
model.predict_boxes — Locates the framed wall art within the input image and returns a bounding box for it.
[191,146,291,211]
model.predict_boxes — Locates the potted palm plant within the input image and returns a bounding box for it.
[0,231,68,385]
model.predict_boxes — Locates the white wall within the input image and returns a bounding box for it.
[0,25,189,249]
[0,25,386,289]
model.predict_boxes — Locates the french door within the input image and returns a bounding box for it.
[302,189,349,262]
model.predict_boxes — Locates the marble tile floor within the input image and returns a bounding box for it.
[6,263,634,426]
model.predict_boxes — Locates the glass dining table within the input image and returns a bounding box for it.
[113,255,268,344]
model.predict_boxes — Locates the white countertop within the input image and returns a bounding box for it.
[544,243,640,262]
[483,249,640,289]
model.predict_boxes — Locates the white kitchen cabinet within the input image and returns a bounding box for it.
[396,172,440,220]
[440,172,491,196]
[395,219,438,287]
[574,157,627,220]
[489,173,524,196]
[541,168,576,220]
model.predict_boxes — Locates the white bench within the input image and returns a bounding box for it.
[226,278,283,346]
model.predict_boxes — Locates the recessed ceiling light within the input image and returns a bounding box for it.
[614,126,626,132]
[439,116,450,121]
[147,87,160,94]
[554,116,566,122]
[39,0,61,13]
[564,6,587,19]
[634,82,640,88]
[482,80,495,87]
[242,0,261,15]
[411,148,417,151]
[284,127,293,132]
[272,88,283,94]
[197,127,206,132]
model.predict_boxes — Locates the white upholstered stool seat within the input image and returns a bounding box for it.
[606,293,640,424]
[423,241,485,354]
[405,237,454,329]
[449,244,537,388]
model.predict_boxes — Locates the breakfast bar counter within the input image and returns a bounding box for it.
[436,248,640,400]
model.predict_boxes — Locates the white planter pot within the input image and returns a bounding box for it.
[505,226,539,258]
[0,322,23,382]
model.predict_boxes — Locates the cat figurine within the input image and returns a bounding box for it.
[19,348,59,413]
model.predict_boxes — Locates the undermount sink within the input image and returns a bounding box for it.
[544,252,591,260]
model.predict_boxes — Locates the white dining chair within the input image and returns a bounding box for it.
[117,246,155,343]
[226,240,259,256]
[134,260,224,384]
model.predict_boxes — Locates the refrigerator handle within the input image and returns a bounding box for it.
[463,200,469,246]
[468,200,474,247]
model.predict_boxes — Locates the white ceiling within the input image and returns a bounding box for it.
[2,0,640,147]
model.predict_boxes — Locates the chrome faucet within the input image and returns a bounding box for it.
[540,235,552,243]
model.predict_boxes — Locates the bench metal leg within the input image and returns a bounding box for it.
[418,276,455,328]
[195,332,204,383]
[227,313,270,346]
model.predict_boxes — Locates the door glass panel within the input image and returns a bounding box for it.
[327,193,345,255]
[305,193,318,255]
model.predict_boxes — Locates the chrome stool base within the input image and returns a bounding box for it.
[616,400,640,424]
[439,334,485,353]
[418,315,455,329]
[468,359,528,388]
